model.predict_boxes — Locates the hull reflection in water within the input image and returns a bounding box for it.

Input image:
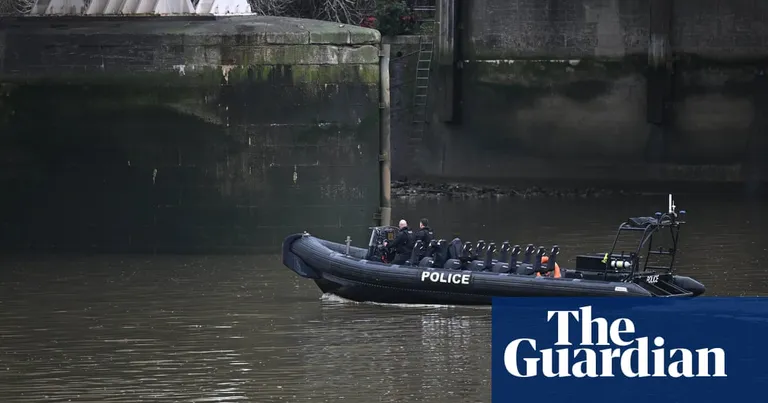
[282,195,706,304]
[295,299,491,400]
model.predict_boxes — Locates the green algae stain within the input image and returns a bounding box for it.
[251,65,275,81]
[289,64,379,85]
[473,57,643,88]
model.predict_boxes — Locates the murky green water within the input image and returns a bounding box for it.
[1,195,765,402]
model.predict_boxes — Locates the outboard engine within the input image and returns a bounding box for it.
[419,240,438,267]
[409,240,424,266]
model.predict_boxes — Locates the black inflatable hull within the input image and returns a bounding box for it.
[282,234,705,305]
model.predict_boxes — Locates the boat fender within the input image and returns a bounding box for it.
[536,256,561,279]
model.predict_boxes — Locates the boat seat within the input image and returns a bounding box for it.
[516,264,535,275]
[491,262,510,273]
[432,239,449,267]
[498,242,510,264]
[424,240,439,259]
[522,244,535,264]
[499,244,521,274]
[419,257,435,267]
[466,260,487,271]
[443,259,462,270]
[448,238,463,260]
[457,242,477,270]
[473,240,486,261]
[493,242,511,273]
[536,245,561,278]
[475,242,497,271]
[528,246,546,276]
[440,242,471,270]
[407,240,424,266]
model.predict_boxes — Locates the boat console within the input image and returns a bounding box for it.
[365,225,399,263]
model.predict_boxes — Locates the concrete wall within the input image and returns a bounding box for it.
[0,16,382,253]
[392,0,768,186]
[383,36,421,175]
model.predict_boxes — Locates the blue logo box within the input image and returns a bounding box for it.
[491,297,768,403]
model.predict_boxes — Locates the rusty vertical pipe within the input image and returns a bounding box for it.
[379,43,392,227]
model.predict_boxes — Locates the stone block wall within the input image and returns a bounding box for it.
[391,0,768,185]
[0,16,382,253]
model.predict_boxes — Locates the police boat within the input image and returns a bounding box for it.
[281,195,705,305]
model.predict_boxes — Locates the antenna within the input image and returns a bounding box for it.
[668,194,676,214]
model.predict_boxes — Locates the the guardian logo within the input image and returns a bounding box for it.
[504,306,727,378]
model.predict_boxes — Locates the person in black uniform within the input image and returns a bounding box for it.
[384,219,414,265]
[414,218,433,245]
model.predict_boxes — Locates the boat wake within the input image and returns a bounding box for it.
[319,293,490,311]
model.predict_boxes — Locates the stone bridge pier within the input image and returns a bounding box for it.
[0,16,383,253]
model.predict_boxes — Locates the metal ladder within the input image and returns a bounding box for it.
[410,3,437,150]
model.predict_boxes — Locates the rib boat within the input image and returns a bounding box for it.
[281,195,705,305]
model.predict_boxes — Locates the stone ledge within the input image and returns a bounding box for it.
[0,15,381,46]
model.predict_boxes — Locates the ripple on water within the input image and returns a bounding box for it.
[0,255,492,402]
[0,197,766,401]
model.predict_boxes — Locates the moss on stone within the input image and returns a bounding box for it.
[472,56,644,87]
[290,64,379,85]
[357,64,381,85]
[1,61,380,87]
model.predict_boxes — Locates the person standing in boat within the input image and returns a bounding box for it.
[414,218,433,245]
[384,219,415,265]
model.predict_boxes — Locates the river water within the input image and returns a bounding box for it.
[1,195,766,402]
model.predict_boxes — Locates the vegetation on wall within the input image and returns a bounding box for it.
[5,0,428,36]
[362,0,418,35]
[246,0,425,35]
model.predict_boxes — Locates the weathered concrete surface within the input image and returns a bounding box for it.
[0,16,381,253]
[382,36,421,174]
[393,0,768,189]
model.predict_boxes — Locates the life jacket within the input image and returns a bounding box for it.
[405,229,416,249]
[420,226,434,244]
